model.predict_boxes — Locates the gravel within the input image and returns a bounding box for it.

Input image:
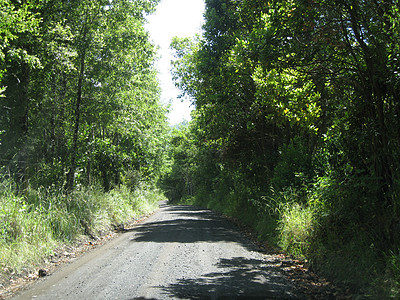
[11,203,301,300]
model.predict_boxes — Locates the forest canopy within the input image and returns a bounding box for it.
[2,0,400,296]
[166,0,400,297]
[0,0,168,191]
[0,0,172,281]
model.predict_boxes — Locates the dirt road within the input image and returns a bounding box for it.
[12,203,300,299]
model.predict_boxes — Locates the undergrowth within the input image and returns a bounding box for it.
[0,180,164,278]
[178,176,400,299]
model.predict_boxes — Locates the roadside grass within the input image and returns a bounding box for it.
[268,184,398,298]
[0,181,164,279]
[278,203,314,259]
[185,186,279,246]
[179,182,400,299]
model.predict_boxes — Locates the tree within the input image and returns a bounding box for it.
[170,1,400,285]
[0,0,168,192]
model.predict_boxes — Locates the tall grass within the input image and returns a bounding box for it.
[278,203,315,258]
[181,176,400,298]
[268,178,399,298]
[0,181,164,277]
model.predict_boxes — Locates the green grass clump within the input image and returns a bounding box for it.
[278,203,315,258]
[0,192,56,272]
[0,181,164,277]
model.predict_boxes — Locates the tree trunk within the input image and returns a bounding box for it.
[66,43,87,191]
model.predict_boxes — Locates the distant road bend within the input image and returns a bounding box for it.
[12,203,301,299]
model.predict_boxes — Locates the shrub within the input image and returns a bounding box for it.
[278,202,315,258]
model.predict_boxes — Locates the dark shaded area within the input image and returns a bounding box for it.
[160,256,300,299]
[130,205,254,249]
[129,205,301,299]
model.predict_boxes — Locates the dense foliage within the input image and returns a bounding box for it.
[0,0,169,281]
[167,0,400,296]
[0,0,168,191]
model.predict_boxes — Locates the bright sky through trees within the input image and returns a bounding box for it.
[146,0,205,125]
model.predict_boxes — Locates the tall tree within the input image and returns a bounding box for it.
[0,0,168,192]
[171,0,400,251]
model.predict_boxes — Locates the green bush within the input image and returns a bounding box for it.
[272,137,313,191]
[278,202,315,258]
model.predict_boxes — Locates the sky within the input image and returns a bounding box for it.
[145,0,205,125]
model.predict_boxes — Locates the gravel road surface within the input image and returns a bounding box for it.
[12,203,301,299]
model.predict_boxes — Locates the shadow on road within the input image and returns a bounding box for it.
[160,256,299,299]
[130,205,253,247]
[128,298,158,300]
[129,205,301,299]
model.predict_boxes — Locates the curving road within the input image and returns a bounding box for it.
[12,203,301,299]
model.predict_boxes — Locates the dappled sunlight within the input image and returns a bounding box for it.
[160,256,298,299]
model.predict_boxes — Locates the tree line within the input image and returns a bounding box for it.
[165,0,400,296]
[0,0,172,279]
[0,0,168,192]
